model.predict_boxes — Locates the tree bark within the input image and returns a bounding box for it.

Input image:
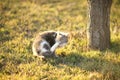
[87,0,112,50]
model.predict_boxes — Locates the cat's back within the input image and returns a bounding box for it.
[32,31,56,52]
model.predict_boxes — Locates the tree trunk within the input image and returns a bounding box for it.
[87,0,112,50]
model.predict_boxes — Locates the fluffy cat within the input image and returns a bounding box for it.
[32,31,68,59]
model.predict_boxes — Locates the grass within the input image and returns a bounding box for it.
[0,0,120,80]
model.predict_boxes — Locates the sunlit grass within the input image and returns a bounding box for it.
[0,0,120,80]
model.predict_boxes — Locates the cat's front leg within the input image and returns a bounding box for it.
[50,42,60,52]
[50,42,60,57]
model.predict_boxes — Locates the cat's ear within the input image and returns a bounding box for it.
[53,32,57,38]
[60,32,69,36]
[57,31,60,35]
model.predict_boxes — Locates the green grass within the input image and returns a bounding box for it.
[0,0,120,80]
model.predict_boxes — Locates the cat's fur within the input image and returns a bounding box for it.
[32,31,68,59]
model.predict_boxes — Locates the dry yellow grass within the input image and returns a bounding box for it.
[0,0,120,80]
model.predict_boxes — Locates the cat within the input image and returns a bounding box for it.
[32,31,68,59]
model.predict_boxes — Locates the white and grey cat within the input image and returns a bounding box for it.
[32,31,68,59]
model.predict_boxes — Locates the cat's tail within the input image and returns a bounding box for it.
[32,44,38,56]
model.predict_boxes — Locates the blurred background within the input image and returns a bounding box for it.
[0,0,120,80]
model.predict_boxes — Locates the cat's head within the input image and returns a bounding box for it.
[55,31,69,47]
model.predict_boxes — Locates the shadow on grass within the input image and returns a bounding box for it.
[47,52,120,79]
[110,39,120,53]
